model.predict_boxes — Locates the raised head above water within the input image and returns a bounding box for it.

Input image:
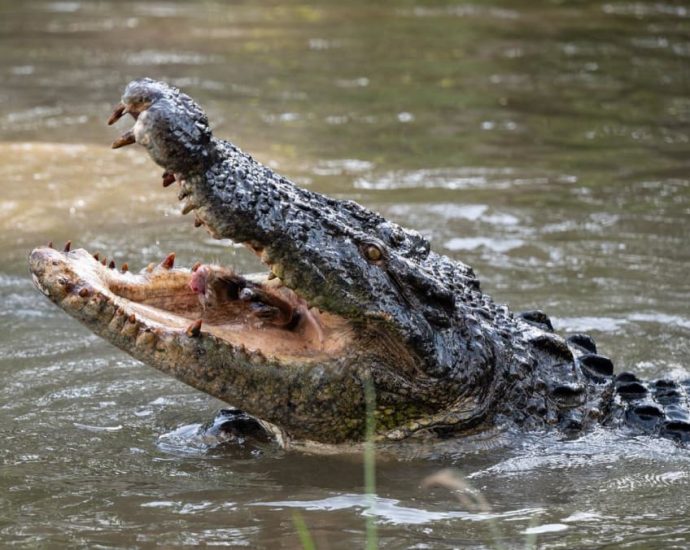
[29,79,690,446]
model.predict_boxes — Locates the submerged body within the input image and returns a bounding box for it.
[29,79,690,446]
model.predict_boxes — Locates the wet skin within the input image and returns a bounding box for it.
[29,79,690,446]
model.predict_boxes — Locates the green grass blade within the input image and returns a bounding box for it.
[364,379,378,550]
[292,510,316,550]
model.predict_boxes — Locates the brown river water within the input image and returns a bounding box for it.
[1,0,689,547]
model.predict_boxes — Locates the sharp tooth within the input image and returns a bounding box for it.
[111,129,136,149]
[101,257,107,266]
[107,103,126,125]
[93,252,100,261]
[47,241,53,248]
[178,188,191,200]
[162,172,176,187]
[108,260,116,269]
[160,253,175,270]
[63,241,71,252]
[191,261,202,272]
[271,263,284,279]
[194,217,203,227]
[181,203,197,215]
[121,263,129,273]
[122,316,138,338]
[186,319,203,337]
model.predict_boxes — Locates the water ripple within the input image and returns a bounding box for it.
[603,471,690,493]
[444,237,525,253]
[125,50,223,65]
[252,494,543,526]
[354,168,575,191]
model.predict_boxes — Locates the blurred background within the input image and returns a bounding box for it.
[1,1,689,547]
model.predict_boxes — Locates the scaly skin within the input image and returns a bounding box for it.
[29,79,690,445]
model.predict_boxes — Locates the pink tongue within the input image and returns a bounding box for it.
[188,272,206,294]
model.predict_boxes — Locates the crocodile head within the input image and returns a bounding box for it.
[29,79,508,444]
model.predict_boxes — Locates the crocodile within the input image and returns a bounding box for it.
[28,78,690,447]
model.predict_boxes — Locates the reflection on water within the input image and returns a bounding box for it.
[252,494,544,526]
[0,0,689,547]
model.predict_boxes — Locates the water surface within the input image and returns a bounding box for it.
[1,0,689,547]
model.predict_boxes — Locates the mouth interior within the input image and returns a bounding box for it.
[48,248,353,362]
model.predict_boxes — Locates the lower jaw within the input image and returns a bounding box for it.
[30,244,376,443]
[29,245,353,365]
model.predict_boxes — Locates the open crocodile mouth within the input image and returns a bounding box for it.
[27,85,391,443]
[29,244,353,363]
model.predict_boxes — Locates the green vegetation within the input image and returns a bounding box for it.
[292,511,316,550]
[363,380,378,550]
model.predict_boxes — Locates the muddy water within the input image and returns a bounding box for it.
[1,0,689,547]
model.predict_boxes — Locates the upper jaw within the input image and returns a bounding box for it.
[102,81,433,364]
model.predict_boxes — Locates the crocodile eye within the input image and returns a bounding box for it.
[365,245,382,261]
[362,242,385,263]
